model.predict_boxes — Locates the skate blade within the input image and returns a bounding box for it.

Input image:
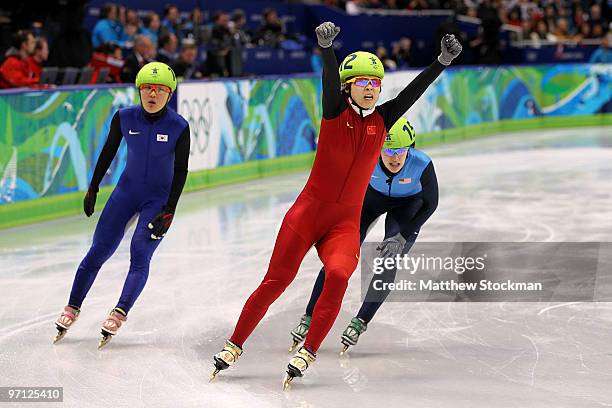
[53,329,66,344]
[288,340,300,353]
[209,368,220,382]
[282,374,294,390]
[339,344,349,356]
[98,334,112,349]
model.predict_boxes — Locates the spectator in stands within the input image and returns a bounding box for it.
[89,43,124,83]
[157,32,178,64]
[229,9,250,77]
[520,19,534,41]
[311,46,323,73]
[255,8,286,48]
[517,0,540,22]
[472,0,503,64]
[46,1,93,68]
[207,11,232,77]
[464,6,478,18]
[117,5,127,27]
[121,34,155,82]
[162,4,181,37]
[572,4,587,30]
[182,7,207,45]
[231,9,252,46]
[0,30,38,88]
[506,8,522,28]
[141,12,161,46]
[531,20,556,47]
[392,37,412,68]
[589,33,612,63]
[588,4,607,37]
[553,18,572,42]
[27,37,49,81]
[376,46,397,70]
[126,8,140,27]
[345,0,367,15]
[574,22,592,42]
[407,0,430,10]
[591,24,605,39]
[170,39,203,80]
[92,3,124,48]
[542,5,557,35]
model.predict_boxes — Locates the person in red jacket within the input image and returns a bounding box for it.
[0,30,37,88]
[26,37,49,82]
[211,21,462,388]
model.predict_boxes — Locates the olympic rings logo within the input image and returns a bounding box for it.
[180,97,212,154]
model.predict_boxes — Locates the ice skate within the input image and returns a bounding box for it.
[53,305,80,344]
[340,317,367,355]
[283,346,316,390]
[98,307,127,349]
[210,340,242,381]
[288,314,311,352]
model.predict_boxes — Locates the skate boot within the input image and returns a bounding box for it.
[283,346,316,390]
[98,307,127,349]
[340,317,367,355]
[53,305,80,343]
[289,314,311,352]
[210,340,242,381]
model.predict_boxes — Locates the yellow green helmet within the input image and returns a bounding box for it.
[383,117,416,148]
[135,62,177,92]
[339,51,385,84]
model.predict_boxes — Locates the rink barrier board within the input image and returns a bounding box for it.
[1,113,609,230]
[0,151,316,230]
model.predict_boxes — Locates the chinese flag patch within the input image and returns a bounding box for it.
[367,125,377,135]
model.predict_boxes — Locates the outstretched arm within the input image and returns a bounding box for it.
[377,34,462,130]
[316,22,346,120]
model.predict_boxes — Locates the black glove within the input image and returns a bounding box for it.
[83,187,98,217]
[148,208,174,240]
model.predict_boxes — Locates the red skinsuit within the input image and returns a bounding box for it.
[229,44,445,353]
[230,106,386,352]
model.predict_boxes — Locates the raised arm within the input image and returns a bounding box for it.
[315,22,345,120]
[377,34,462,130]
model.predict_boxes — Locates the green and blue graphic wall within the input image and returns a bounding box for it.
[1,64,610,229]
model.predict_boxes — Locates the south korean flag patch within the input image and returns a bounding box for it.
[156,134,168,142]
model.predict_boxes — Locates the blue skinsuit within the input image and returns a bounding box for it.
[68,106,189,313]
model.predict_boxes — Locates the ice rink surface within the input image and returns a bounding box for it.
[1,127,612,408]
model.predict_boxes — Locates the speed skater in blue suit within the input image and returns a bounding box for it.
[52,62,190,348]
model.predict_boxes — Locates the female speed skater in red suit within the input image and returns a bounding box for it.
[210,21,462,388]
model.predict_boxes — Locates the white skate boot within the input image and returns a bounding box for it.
[210,340,243,381]
[98,307,127,349]
[53,305,80,344]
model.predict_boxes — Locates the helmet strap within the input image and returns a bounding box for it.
[344,85,375,118]
[348,96,375,118]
